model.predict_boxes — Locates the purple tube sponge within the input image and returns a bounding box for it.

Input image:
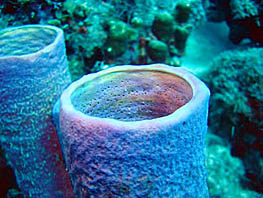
[58,64,210,197]
[0,25,74,197]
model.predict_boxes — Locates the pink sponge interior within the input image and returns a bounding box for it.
[71,70,193,121]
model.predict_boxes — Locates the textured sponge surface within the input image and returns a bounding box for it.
[0,27,56,57]
[59,65,210,197]
[71,70,193,121]
[0,25,74,197]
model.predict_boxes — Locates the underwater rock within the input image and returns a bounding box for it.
[204,0,263,44]
[55,64,210,198]
[0,165,20,198]
[226,0,259,45]
[104,39,127,59]
[206,48,263,193]
[152,11,174,43]
[182,0,206,29]
[73,4,87,20]
[206,135,244,197]
[64,11,107,79]
[7,189,24,198]
[206,132,261,198]
[204,0,229,22]
[147,40,168,62]
[206,47,263,140]
[229,0,259,20]
[0,25,74,197]
[67,55,86,81]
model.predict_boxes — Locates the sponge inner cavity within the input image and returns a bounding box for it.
[71,70,193,121]
[0,26,57,57]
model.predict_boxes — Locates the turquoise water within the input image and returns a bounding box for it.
[0,0,263,197]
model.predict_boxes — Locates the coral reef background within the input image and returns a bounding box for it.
[0,0,263,197]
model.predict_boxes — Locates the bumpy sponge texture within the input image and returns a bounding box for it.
[0,25,74,197]
[59,64,210,198]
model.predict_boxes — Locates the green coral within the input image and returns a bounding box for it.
[152,11,174,43]
[147,40,168,62]
[131,16,144,28]
[173,1,192,23]
[104,20,137,58]
[107,20,130,40]
[47,19,61,26]
[173,25,190,54]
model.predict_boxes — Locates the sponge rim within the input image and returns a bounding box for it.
[0,24,63,59]
[60,64,210,130]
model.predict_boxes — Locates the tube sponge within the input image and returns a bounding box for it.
[57,64,210,197]
[0,25,74,197]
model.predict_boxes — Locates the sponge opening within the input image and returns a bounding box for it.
[0,26,57,57]
[71,70,193,121]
